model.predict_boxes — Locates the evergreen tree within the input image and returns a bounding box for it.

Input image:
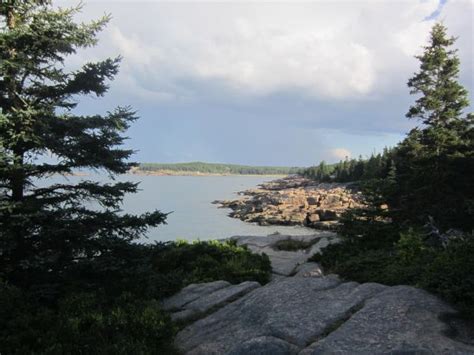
[0,1,166,290]
[316,160,330,181]
[407,23,469,127]
[396,23,473,230]
[353,156,365,181]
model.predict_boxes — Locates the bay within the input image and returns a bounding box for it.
[41,174,316,243]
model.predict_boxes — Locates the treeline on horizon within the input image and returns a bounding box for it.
[139,162,303,175]
[302,148,395,183]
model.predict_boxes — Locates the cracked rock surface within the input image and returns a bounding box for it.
[230,233,338,276]
[300,285,474,355]
[162,280,260,323]
[168,235,474,355]
[176,277,387,354]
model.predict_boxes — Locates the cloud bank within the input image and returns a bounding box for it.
[58,0,472,165]
[75,0,471,102]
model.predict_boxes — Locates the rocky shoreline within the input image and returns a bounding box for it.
[214,176,365,230]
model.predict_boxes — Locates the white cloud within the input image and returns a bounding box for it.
[329,148,352,161]
[63,0,471,102]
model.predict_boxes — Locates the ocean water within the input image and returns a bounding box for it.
[42,174,316,243]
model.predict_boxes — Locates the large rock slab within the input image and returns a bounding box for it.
[228,336,299,355]
[231,233,338,276]
[175,278,474,355]
[175,277,387,354]
[264,249,312,276]
[231,233,334,249]
[162,280,230,311]
[293,262,323,278]
[172,281,261,322]
[300,285,474,354]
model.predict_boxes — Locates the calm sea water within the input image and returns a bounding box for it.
[42,175,316,242]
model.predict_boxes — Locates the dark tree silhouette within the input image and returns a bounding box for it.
[0,1,167,289]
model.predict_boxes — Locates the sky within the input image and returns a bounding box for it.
[58,0,473,166]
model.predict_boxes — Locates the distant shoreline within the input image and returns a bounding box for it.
[133,162,302,177]
[128,169,289,177]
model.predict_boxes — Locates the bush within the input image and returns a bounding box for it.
[0,283,178,354]
[337,209,400,249]
[421,238,474,316]
[152,239,272,288]
[46,239,271,302]
[311,218,474,317]
[273,238,318,251]
[0,239,272,354]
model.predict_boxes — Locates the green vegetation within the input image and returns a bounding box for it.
[0,2,270,353]
[273,237,320,251]
[0,0,472,352]
[0,284,178,354]
[139,161,302,175]
[302,149,396,183]
[311,23,474,316]
[154,240,271,289]
[0,1,166,288]
[311,224,474,315]
[1,240,271,353]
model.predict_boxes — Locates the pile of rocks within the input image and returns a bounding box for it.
[214,176,365,230]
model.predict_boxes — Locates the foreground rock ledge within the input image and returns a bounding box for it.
[174,278,473,355]
[167,234,473,355]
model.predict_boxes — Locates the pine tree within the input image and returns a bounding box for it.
[316,160,330,181]
[0,1,167,289]
[407,23,469,127]
[396,23,473,230]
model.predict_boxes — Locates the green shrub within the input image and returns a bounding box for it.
[1,239,271,354]
[421,238,474,316]
[55,239,271,301]
[396,228,428,263]
[317,248,394,284]
[0,283,178,354]
[311,219,474,317]
[152,239,272,288]
[273,238,318,251]
[337,209,400,249]
[54,293,177,354]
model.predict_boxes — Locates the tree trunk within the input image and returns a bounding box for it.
[11,155,24,201]
[6,3,15,29]
[6,2,25,202]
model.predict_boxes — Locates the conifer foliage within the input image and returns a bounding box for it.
[0,1,167,290]
[310,25,473,316]
[396,23,473,230]
[303,24,473,231]
[406,23,469,127]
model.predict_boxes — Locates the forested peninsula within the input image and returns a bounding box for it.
[134,162,303,176]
